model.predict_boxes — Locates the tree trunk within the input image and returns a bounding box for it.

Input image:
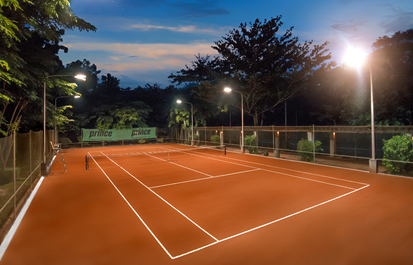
[253,111,259,126]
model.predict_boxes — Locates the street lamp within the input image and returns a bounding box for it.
[224,87,244,154]
[54,95,81,145]
[344,48,377,173]
[42,74,86,175]
[177,99,194,146]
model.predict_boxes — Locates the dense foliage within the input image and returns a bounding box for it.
[297,139,323,162]
[307,29,413,126]
[0,0,96,136]
[244,135,258,154]
[170,16,333,126]
[1,3,412,143]
[382,134,413,174]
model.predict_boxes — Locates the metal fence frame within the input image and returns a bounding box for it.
[0,130,54,242]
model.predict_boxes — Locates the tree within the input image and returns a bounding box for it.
[369,29,413,125]
[93,102,151,130]
[130,84,177,128]
[170,16,332,125]
[0,0,96,134]
[168,101,206,140]
[309,29,413,126]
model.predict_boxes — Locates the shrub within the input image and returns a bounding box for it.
[139,139,146,144]
[382,134,413,174]
[60,137,72,148]
[211,135,220,145]
[263,150,269,156]
[297,139,323,162]
[157,138,164,143]
[244,135,258,154]
[184,140,191,145]
[193,134,200,145]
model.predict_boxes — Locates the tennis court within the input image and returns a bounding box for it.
[1,143,413,264]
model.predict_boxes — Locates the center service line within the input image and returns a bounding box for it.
[100,151,219,242]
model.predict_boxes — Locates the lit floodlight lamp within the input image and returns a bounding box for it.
[176,99,194,145]
[222,86,244,153]
[343,47,377,173]
[74,74,87,81]
[343,48,367,68]
[224,87,232,93]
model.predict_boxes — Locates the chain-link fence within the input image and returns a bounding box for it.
[179,125,413,177]
[61,125,413,177]
[0,130,54,240]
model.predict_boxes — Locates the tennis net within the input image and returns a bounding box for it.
[85,145,226,170]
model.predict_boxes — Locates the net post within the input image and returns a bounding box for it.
[224,145,226,155]
[85,155,88,170]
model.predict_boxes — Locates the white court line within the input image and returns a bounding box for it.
[149,168,260,189]
[163,149,358,190]
[0,176,44,261]
[223,155,370,186]
[99,152,219,242]
[171,184,370,259]
[88,152,174,259]
[95,147,371,259]
[89,146,169,154]
[163,146,369,187]
[145,152,213,178]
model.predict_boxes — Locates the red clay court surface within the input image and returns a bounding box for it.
[1,143,413,264]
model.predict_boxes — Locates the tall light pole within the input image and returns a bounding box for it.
[224,87,244,154]
[42,74,86,175]
[54,95,81,145]
[177,100,194,146]
[344,48,377,173]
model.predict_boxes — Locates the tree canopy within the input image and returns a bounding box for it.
[0,0,96,135]
[170,16,333,125]
[308,28,413,126]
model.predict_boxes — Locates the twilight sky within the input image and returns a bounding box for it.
[59,0,413,88]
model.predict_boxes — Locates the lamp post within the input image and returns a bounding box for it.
[224,87,244,154]
[177,100,194,146]
[54,95,81,145]
[42,74,86,175]
[344,48,377,173]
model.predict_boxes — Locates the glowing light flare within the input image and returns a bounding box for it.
[74,74,86,81]
[343,48,367,68]
[74,95,81,99]
[176,100,182,104]
[223,87,232,93]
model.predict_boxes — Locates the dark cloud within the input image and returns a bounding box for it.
[331,20,366,33]
[379,8,413,33]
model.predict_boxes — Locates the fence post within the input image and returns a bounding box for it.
[29,131,32,190]
[220,126,224,146]
[313,125,316,163]
[330,132,336,157]
[205,126,206,146]
[13,131,16,219]
[274,131,280,158]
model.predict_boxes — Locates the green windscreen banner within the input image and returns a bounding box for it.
[82,128,156,142]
